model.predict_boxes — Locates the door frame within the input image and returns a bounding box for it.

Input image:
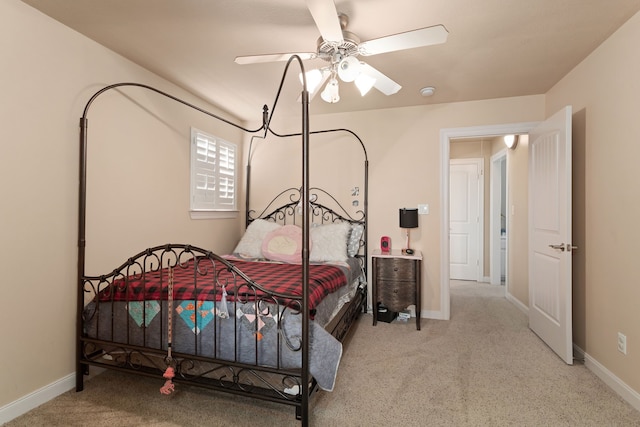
[439,122,538,320]
[490,149,507,286]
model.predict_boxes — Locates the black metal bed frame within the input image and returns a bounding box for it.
[75,58,369,426]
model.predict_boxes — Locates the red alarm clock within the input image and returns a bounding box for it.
[380,236,391,253]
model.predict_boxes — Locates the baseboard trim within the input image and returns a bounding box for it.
[574,345,640,412]
[505,291,528,314]
[0,373,76,425]
[3,347,637,424]
[420,308,446,320]
[505,296,640,411]
[0,368,106,425]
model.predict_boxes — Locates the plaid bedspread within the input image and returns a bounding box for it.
[98,258,347,311]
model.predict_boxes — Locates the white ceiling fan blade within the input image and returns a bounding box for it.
[359,25,449,56]
[306,0,343,43]
[235,52,317,65]
[360,62,401,95]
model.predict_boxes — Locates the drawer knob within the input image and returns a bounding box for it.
[393,267,398,272]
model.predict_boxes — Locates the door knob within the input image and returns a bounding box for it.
[548,243,578,252]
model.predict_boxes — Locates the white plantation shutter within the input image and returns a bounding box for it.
[190,128,236,211]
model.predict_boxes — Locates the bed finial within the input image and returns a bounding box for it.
[262,105,269,131]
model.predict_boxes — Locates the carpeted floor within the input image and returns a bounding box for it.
[6,281,640,426]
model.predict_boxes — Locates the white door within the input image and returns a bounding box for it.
[528,106,573,364]
[450,159,481,281]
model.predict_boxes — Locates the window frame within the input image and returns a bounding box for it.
[189,127,238,219]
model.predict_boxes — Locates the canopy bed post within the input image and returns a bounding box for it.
[300,85,311,424]
[244,105,271,228]
[76,116,88,392]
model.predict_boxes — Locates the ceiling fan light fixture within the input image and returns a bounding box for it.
[300,68,323,93]
[321,78,340,103]
[337,56,361,82]
[355,73,376,96]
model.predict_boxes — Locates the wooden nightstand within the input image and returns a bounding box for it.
[372,249,422,330]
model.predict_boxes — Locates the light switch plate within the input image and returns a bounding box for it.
[418,204,429,215]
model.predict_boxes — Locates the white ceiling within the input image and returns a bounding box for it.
[21,0,640,121]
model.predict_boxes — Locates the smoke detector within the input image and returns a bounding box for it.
[420,86,435,97]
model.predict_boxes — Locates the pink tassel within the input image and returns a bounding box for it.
[163,366,175,379]
[159,379,175,395]
[159,366,175,394]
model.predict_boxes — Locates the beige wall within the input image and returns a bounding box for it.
[506,136,529,305]
[267,98,545,314]
[0,0,244,408]
[546,10,640,393]
[4,0,640,417]
[83,86,244,274]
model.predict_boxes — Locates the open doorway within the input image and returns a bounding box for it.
[439,123,537,321]
[448,137,508,286]
[449,156,483,282]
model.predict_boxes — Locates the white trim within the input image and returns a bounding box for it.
[420,308,447,320]
[440,136,450,320]
[506,290,528,314]
[2,348,637,425]
[189,210,238,220]
[440,122,538,321]
[0,373,75,424]
[573,346,640,413]
[0,368,107,424]
[490,150,507,286]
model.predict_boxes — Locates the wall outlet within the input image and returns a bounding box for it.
[418,204,429,215]
[618,332,627,355]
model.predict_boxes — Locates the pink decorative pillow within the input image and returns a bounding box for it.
[261,225,309,263]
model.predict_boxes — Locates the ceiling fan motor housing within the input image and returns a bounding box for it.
[317,30,360,62]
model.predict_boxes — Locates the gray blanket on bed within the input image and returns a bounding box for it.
[84,300,343,391]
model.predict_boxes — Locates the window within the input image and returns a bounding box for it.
[190,128,237,216]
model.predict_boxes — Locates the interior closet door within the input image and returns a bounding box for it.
[450,159,481,281]
[528,106,573,364]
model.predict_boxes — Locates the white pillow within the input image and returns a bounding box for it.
[347,223,364,257]
[310,222,350,263]
[233,219,281,259]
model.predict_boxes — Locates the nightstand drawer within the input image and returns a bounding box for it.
[378,280,414,311]
[376,258,416,281]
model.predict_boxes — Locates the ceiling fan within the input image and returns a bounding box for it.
[234,0,448,103]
